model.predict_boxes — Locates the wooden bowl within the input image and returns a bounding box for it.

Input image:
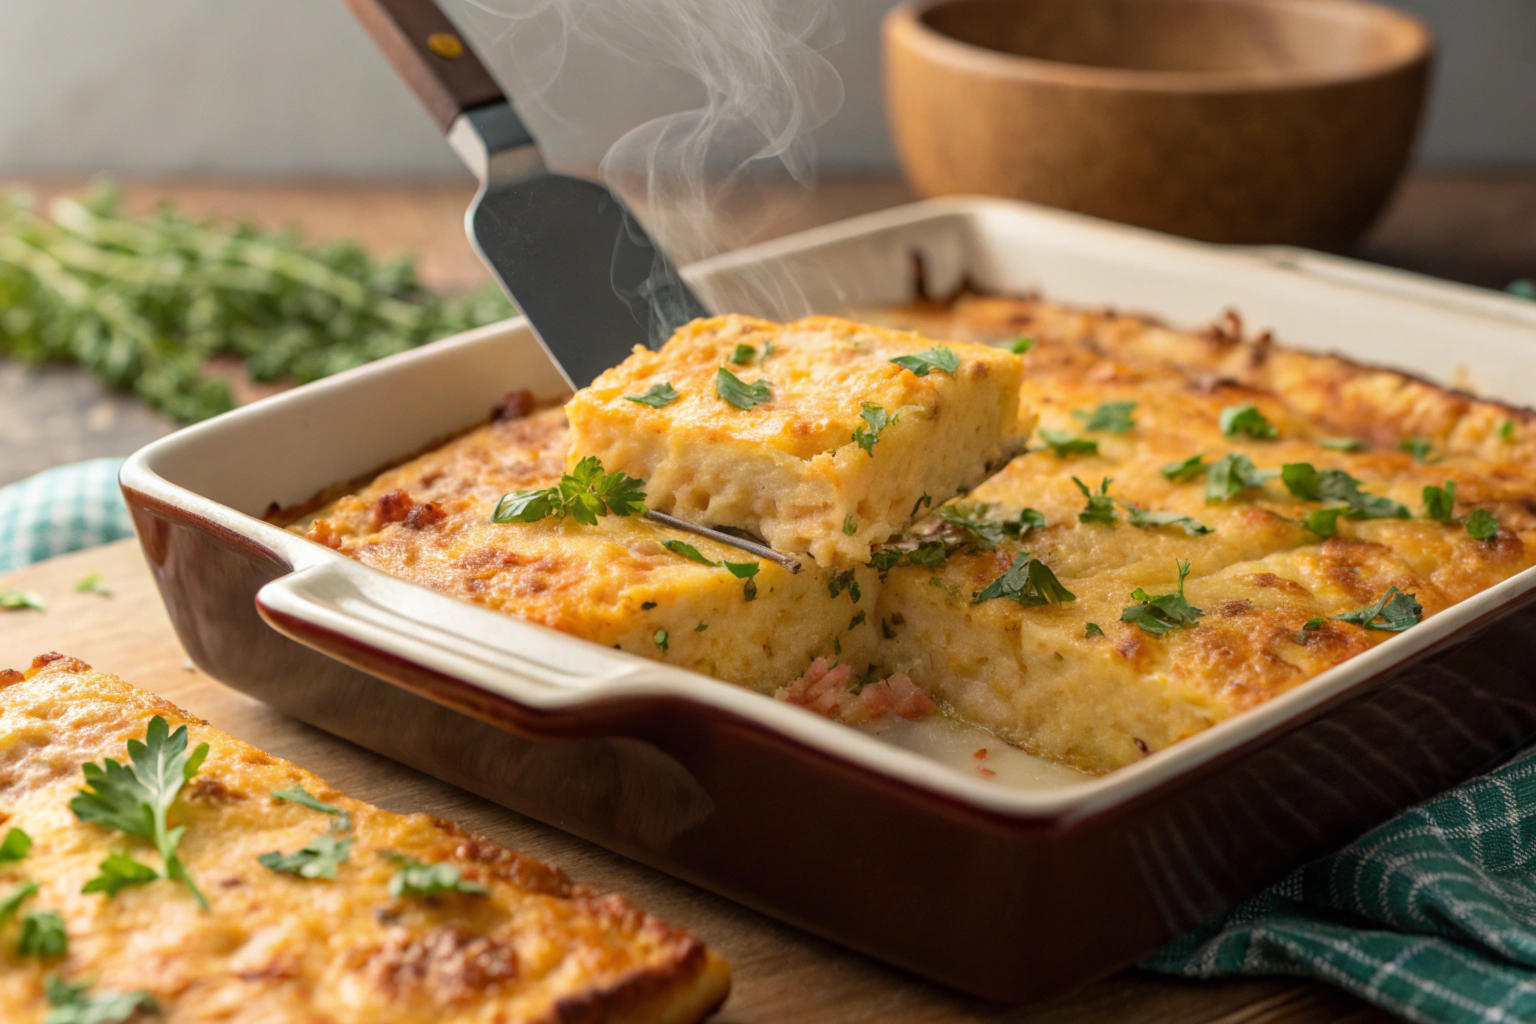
[884,0,1433,248]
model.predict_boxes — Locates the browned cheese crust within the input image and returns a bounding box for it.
[0,654,731,1023]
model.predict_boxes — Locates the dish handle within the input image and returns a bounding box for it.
[255,559,663,738]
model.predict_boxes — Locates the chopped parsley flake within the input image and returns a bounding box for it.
[972,552,1076,607]
[851,403,891,456]
[843,514,857,536]
[1121,560,1204,636]
[1009,336,1036,354]
[493,457,646,525]
[653,629,669,652]
[1422,481,1457,522]
[1085,622,1104,638]
[1467,508,1500,541]
[1160,454,1208,481]
[640,601,657,610]
[0,827,30,863]
[1281,463,1407,519]
[1333,586,1422,632]
[1123,504,1213,535]
[1220,403,1278,440]
[1038,428,1098,457]
[695,623,708,632]
[723,561,760,579]
[828,570,861,603]
[714,367,772,409]
[662,540,718,566]
[1301,506,1349,537]
[258,833,352,881]
[1297,617,1327,643]
[912,493,933,517]
[1501,420,1516,441]
[1399,438,1437,462]
[385,854,488,899]
[889,346,960,377]
[730,343,756,365]
[74,572,111,596]
[1321,437,1366,452]
[742,578,758,602]
[623,382,680,408]
[1072,400,1137,434]
[18,909,66,958]
[1073,477,1116,524]
[43,975,158,1024]
[273,785,352,834]
[849,610,866,629]
[1205,454,1276,503]
[81,852,159,898]
[0,590,44,611]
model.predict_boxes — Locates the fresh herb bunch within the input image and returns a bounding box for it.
[0,183,513,422]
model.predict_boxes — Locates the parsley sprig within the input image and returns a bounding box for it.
[972,553,1076,607]
[715,366,772,409]
[44,975,159,1024]
[1280,463,1407,520]
[259,786,355,881]
[1220,403,1278,440]
[1123,504,1213,536]
[889,345,960,377]
[1038,428,1098,457]
[1332,586,1422,632]
[1422,481,1500,540]
[71,715,209,909]
[492,457,647,525]
[1206,453,1277,503]
[1074,477,1116,524]
[1072,400,1137,433]
[851,403,891,456]
[1121,560,1204,636]
[385,854,487,899]
[624,382,679,408]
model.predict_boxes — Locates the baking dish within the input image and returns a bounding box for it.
[120,198,1536,1003]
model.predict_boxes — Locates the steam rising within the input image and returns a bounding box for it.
[451,0,844,271]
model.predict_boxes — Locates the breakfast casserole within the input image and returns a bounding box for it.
[291,298,1536,775]
[0,653,731,1023]
[563,314,1031,567]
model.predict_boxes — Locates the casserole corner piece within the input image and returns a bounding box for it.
[0,653,731,1024]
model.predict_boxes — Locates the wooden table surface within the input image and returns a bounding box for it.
[4,171,1534,1021]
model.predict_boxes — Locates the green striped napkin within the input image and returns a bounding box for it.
[0,458,134,574]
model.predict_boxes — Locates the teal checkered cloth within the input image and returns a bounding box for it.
[3,460,1536,1023]
[0,458,134,574]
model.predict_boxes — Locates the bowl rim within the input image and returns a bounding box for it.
[886,0,1434,95]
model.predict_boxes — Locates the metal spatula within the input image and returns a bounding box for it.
[344,0,801,571]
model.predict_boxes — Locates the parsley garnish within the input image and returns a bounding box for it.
[912,493,933,517]
[843,514,858,536]
[1072,400,1137,433]
[715,367,772,409]
[1121,560,1204,635]
[1038,428,1098,457]
[1422,481,1457,522]
[730,343,756,365]
[74,572,111,596]
[1205,454,1276,502]
[273,785,352,834]
[890,346,960,377]
[1009,336,1036,354]
[0,827,30,863]
[0,880,37,925]
[972,552,1076,607]
[1321,437,1366,452]
[0,589,44,611]
[663,540,717,566]
[1220,403,1278,440]
[43,974,158,1024]
[1161,454,1208,481]
[71,715,209,909]
[492,456,646,525]
[80,852,159,898]
[1301,506,1349,537]
[1281,463,1407,519]
[851,403,891,456]
[742,578,758,601]
[1466,508,1499,541]
[849,610,866,629]
[723,561,760,579]
[1085,622,1104,638]
[828,570,861,603]
[1501,420,1516,441]
[1074,477,1116,524]
[1123,504,1213,535]
[259,834,353,881]
[653,629,669,652]
[695,623,708,632]
[936,503,1010,550]
[1333,586,1422,632]
[623,382,679,408]
[385,853,487,898]
[1297,617,1327,643]
[1400,438,1437,462]
[19,910,67,957]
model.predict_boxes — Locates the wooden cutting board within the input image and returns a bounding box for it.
[0,539,1389,1023]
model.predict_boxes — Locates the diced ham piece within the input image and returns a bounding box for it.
[774,659,935,727]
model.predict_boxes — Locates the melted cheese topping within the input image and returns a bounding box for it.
[564,315,1030,566]
[0,654,730,1023]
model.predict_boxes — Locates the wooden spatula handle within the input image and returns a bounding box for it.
[344,0,505,131]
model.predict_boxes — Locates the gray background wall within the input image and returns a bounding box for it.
[0,0,1531,179]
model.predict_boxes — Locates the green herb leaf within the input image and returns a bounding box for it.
[972,552,1076,607]
[1400,438,1437,462]
[723,561,760,579]
[258,833,353,881]
[742,578,758,601]
[889,346,960,377]
[1008,336,1036,354]
[1466,508,1499,541]
[730,343,756,365]
[1121,560,1204,636]
[695,622,708,632]
[19,909,67,958]
[937,503,1008,551]
[843,514,858,536]
[0,880,38,925]
[849,610,866,629]
[1038,428,1098,458]
[385,854,488,899]
[662,540,718,566]
[1321,437,1366,452]
[1297,617,1327,643]
[44,972,160,1024]
[69,715,210,908]
[1333,586,1422,632]
[1220,403,1278,440]
[1124,504,1213,535]
[640,601,657,610]
[1085,622,1104,638]
[828,570,861,603]
[74,572,111,596]
[0,590,45,611]
[493,457,647,526]
[1073,477,1116,524]
[1281,463,1408,519]
[653,629,669,652]
[0,827,31,863]
[851,402,891,456]
[715,367,772,409]
[912,493,933,517]
[1422,481,1457,523]
[81,851,159,898]
[1071,400,1137,434]
[1160,454,1208,481]
[1301,506,1349,537]
[273,786,352,834]
[623,382,679,408]
[1205,454,1276,503]
[1501,420,1516,441]
[1005,508,1048,537]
